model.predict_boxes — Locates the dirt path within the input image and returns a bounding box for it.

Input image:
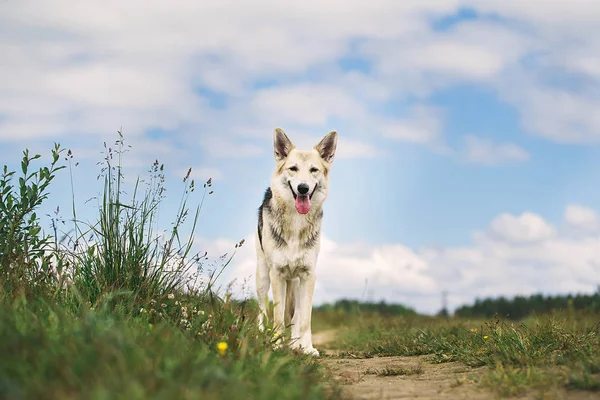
[313,330,600,400]
[313,330,496,400]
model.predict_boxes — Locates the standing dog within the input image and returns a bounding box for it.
[255,128,338,356]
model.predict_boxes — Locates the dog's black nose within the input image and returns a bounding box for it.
[297,183,310,195]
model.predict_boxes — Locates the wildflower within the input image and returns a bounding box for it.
[175,300,180,306]
[180,318,191,330]
[150,299,156,306]
[217,341,228,355]
[201,319,212,333]
[483,335,489,339]
[181,306,188,318]
[161,303,167,308]
[140,307,146,313]
[470,328,478,333]
[167,293,175,300]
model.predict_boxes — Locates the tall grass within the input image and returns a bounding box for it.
[67,132,209,306]
[0,133,338,400]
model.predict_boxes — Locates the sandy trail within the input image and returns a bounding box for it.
[312,329,596,400]
[312,329,488,399]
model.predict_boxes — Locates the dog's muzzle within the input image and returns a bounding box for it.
[288,181,318,199]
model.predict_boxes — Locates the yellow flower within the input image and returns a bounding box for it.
[217,341,228,355]
[483,335,489,339]
[470,328,478,333]
[273,333,279,338]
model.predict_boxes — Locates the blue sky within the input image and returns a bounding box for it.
[2,1,600,314]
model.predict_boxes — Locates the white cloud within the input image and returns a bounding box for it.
[379,105,448,150]
[249,84,366,126]
[372,39,504,82]
[335,139,381,159]
[3,0,600,149]
[206,205,600,314]
[0,1,448,143]
[497,80,600,144]
[487,212,556,244]
[357,19,531,99]
[470,1,600,26]
[564,204,600,233]
[462,3,600,144]
[462,135,530,165]
[200,137,263,159]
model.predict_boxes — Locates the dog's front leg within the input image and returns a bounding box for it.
[256,251,270,332]
[269,270,286,337]
[294,273,319,356]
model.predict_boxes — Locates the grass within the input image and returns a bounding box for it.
[364,365,424,377]
[0,134,340,400]
[3,132,600,399]
[0,294,336,400]
[326,310,600,397]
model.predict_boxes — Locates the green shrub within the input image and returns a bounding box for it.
[0,144,66,297]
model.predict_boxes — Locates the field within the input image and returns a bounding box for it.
[1,139,599,399]
[311,309,600,399]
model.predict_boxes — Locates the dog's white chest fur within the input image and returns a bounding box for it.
[266,215,320,279]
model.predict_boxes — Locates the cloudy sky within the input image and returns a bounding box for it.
[3,1,600,314]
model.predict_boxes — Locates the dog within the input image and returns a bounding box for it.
[255,128,338,356]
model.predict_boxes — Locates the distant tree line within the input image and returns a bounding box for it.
[454,288,600,320]
[314,299,417,316]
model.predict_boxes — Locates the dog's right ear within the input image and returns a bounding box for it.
[273,128,294,161]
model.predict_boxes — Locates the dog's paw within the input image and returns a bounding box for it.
[301,346,320,357]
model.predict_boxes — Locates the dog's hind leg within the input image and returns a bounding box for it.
[270,271,287,337]
[255,249,270,332]
[285,278,299,335]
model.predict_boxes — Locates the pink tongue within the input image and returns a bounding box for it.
[295,195,311,214]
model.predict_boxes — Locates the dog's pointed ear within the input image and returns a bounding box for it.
[273,128,294,161]
[315,130,338,164]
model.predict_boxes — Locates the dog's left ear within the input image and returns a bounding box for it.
[274,128,295,161]
[315,130,338,164]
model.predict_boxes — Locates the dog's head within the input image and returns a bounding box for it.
[271,128,338,215]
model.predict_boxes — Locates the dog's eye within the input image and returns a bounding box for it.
[289,166,298,172]
[310,167,319,173]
